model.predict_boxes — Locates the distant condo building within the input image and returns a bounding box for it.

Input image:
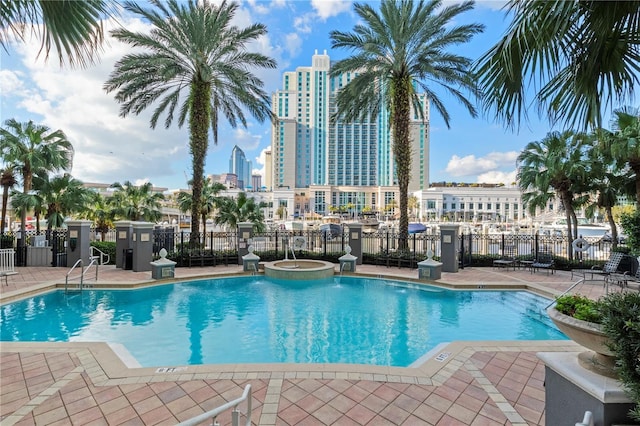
[270,50,430,216]
[229,145,252,190]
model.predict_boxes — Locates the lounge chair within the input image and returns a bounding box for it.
[606,258,640,291]
[571,252,624,281]
[531,250,555,274]
[493,245,517,270]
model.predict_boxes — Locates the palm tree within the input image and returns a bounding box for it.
[10,190,44,232]
[109,181,164,222]
[33,173,91,230]
[0,119,73,264]
[0,0,118,68]
[176,179,226,236]
[104,0,276,245]
[0,166,18,232]
[330,0,483,250]
[214,192,266,232]
[517,130,590,259]
[581,148,630,249]
[604,107,640,207]
[474,1,640,131]
[79,192,114,241]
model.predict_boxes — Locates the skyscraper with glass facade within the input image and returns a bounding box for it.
[270,50,430,216]
[229,145,252,190]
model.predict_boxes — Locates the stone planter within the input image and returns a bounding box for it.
[547,306,616,377]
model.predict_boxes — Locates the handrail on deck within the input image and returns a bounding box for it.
[177,384,252,426]
[90,246,110,265]
[544,278,586,310]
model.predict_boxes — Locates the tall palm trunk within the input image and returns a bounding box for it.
[392,77,412,251]
[605,206,618,250]
[1,186,9,232]
[560,191,575,261]
[188,80,211,248]
[632,160,640,208]
[18,165,32,264]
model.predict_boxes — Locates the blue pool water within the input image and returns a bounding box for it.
[0,276,566,367]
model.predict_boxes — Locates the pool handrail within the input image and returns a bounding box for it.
[177,384,252,426]
[65,257,99,292]
[544,278,585,310]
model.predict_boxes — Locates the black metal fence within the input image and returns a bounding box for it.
[0,228,631,270]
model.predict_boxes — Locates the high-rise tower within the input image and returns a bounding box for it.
[229,145,252,189]
[271,51,430,194]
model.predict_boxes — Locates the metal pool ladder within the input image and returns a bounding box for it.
[65,256,100,293]
[178,384,252,426]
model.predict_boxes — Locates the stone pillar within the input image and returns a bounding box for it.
[242,245,260,272]
[66,220,92,267]
[237,222,253,265]
[150,248,177,279]
[418,250,442,280]
[538,352,635,426]
[345,223,363,265]
[339,245,357,272]
[131,222,154,272]
[114,221,132,269]
[439,224,460,273]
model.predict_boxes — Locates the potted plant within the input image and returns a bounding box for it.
[548,292,640,422]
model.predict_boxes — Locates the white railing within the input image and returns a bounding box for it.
[0,248,17,285]
[90,246,110,265]
[0,248,16,274]
[177,385,252,426]
[576,411,594,426]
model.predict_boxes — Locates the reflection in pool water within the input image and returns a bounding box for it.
[0,276,566,367]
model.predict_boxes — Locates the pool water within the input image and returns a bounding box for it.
[0,276,566,367]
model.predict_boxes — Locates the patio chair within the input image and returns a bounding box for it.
[531,250,555,274]
[605,258,640,292]
[571,252,624,281]
[493,245,517,270]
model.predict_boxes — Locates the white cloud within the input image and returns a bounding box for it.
[232,128,262,151]
[0,69,25,95]
[246,0,270,14]
[247,0,287,14]
[5,17,190,188]
[294,12,315,34]
[252,147,270,179]
[474,0,509,12]
[284,32,303,57]
[445,151,519,178]
[476,170,518,185]
[310,0,353,19]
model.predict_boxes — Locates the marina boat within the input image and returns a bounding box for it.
[538,217,611,240]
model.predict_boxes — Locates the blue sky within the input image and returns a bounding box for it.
[0,0,557,191]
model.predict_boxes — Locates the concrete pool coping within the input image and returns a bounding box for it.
[0,264,611,425]
[0,267,576,382]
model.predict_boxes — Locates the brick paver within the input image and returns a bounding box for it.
[1,264,615,425]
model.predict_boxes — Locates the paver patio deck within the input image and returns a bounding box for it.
[0,263,616,425]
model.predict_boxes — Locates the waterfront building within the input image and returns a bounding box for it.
[270,50,430,215]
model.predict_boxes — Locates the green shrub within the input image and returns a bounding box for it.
[599,292,640,422]
[554,294,602,323]
[620,210,640,256]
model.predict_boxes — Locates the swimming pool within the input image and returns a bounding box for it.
[0,276,566,367]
